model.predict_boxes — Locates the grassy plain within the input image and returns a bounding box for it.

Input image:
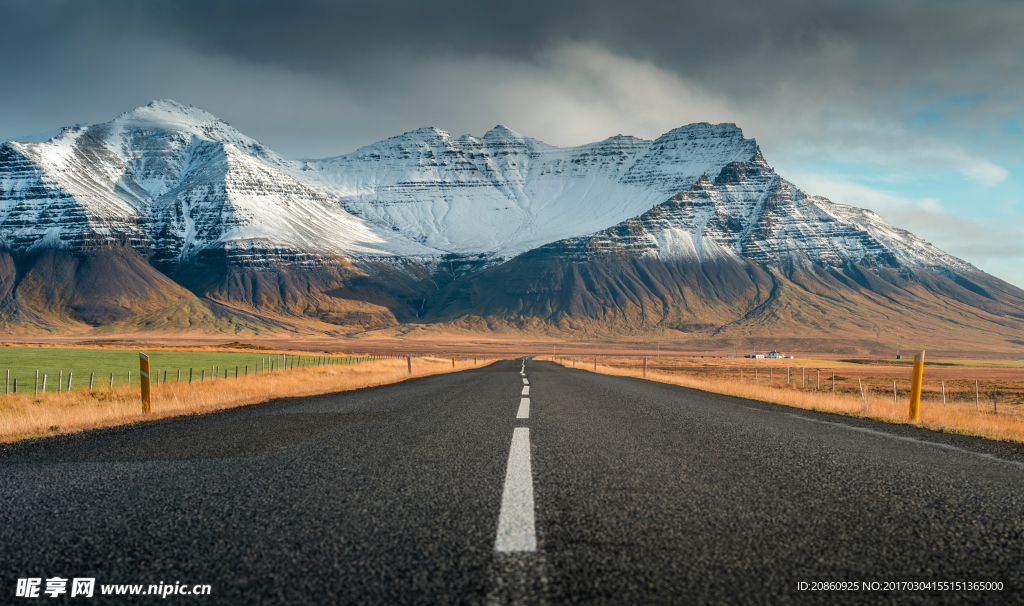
[0,351,486,442]
[0,345,383,392]
[544,355,1024,442]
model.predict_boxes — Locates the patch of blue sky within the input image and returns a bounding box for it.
[1004,118,1023,137]
[778,157,1021,220]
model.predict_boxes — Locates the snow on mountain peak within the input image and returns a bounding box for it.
[482,124,525,142]
[0,100,984,286]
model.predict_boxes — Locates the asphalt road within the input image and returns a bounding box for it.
[3,359,1024,605]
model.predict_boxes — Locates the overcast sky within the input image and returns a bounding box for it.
[2,0,1022,286]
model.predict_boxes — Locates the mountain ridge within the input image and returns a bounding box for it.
[1,100,1021,353]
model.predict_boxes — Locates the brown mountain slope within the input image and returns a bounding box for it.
[424,246,1024,353]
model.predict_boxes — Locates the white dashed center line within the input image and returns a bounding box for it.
[495,428,536,552]
[517,397,530,419]
[521,386,529,396]
[522,378,528,385]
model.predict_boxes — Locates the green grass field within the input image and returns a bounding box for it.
[0,347,379,394]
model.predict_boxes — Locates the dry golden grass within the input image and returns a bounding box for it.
[0,356,487,443]
[543,356,1024,443]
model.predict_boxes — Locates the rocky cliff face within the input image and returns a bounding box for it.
[1,99,1022,350]
[543,149,974,276]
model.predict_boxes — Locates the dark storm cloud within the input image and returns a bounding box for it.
[5,0,1023,88]
[1,0,1022,163]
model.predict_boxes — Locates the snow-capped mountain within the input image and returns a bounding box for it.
[1,100,1021,350]
[0,101,435,264]
[543,149,974,277]
[297,122,757,256]
[0,99,971,273]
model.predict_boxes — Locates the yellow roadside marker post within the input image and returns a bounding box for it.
[140,353,152,414]
[908,351,925,422]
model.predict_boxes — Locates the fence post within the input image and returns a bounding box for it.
[42,374,47,393]
[893,381,897,403]
[941,380,946,405]
[201,370,205,382]
[127,370,131,386]
[859,377,865,402]
[235,366,238,378]
[35,370,38,395]
[67,372,72,392]
[643,357,647,377]
[89,372,94,391]
[594,357,597,371]
[908,351,925,422]
[407,356,411,374]
[787,367,790,384]
[975,380,979,410]
[817,369,820,390]
[5,369,7,394]
[58,370,62,393]
[109,373,113,390]
[139,353,152,414]
[189,368,193,384]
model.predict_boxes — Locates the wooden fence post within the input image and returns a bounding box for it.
[908,351,925,422]
[407,356,412,374]
[643,357,647,377]
[139,353,152,414]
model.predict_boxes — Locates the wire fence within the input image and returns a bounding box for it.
[1,353,401,396]
[560,356,1024,413]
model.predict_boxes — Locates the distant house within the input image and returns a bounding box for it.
[765,350,784,359]
[745,352,765,359]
